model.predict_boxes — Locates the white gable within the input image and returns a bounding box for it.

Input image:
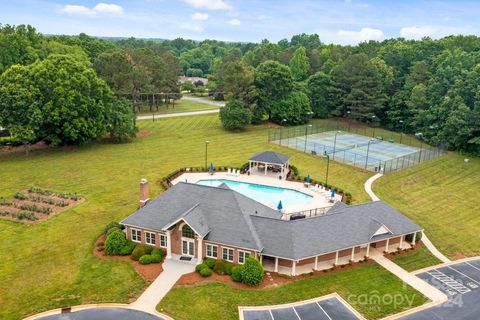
[372,225,391,237]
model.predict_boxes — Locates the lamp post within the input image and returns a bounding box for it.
[371,115,377,138]
[204,140,209,169]
[365,139,374,170]
[346,111,351,132]
[279,119,287,144]
[323,151,330,187]
[399,120,405,144]
[415,133,423,163]
[332,130,341,160]
[304,124,313,153]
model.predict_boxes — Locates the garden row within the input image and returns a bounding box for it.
[195,256,265,286]
[101,222,165,265]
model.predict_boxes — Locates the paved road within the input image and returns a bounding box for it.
[400,259,480,320]
[39,308,162,320]
[136,108,219,120]
[181,96,225,107]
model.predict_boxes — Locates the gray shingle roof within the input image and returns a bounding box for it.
[251,201,422,260]
[249,151,289,164]
[120,182,282,250]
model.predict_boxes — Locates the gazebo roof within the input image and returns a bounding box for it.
[249,151,290,165]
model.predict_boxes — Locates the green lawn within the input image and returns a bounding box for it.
[136,98,218,115]
[374,153,480,259]
[158,263,428,320]
[389,246,442,272]
[0,114,371,319]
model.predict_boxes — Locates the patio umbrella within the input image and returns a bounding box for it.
[209,162,214,174]
[277,200,283,210]
[306,175,311,183]
[331,189,335,199]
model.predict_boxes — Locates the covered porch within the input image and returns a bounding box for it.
[248,151,290,180]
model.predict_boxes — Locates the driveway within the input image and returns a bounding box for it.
[182,96,225,107]
[38,308,162,320]
[136,108,219,120]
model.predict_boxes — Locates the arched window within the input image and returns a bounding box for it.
[182,224,195,238]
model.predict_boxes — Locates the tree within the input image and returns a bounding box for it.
[181,80,195,92]
[289,46,310,81]
[219,100,253,130]
[270,91,312,125]
[307,71,332,118]
[108,99,138,142]
[254,60,293,121]
[218,59,255,102]
[0,24,43,73]
[105,229,127,255]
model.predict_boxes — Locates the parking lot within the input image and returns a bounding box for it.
[401,259,480,320]
[241,297,360,320]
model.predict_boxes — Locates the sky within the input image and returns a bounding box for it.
[1,0,480,44]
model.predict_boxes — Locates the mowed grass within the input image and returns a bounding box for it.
[158,263,428,320]
[136,98,218,115]
[374,153,480,259]
[389,246,442,272]
[0,114,371,319]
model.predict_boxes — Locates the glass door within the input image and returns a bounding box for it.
[182,239,194,256]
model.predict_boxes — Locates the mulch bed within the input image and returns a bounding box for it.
[0,189,83,224]
[93,235,163,282]
[0,141,49,154]
[136,130,152,138]
[174,259,375,289]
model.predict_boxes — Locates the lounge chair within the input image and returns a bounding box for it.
[235,169,240,176]
[311,184,319,191]
[227,168,231,175]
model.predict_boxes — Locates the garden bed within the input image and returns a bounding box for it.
[0,186,83,223]
[93,235,163,282]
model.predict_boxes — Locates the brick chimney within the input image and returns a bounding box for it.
[139,178,149,208]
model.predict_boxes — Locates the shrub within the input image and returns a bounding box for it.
[196,263,209,273]
[139,255,153,265]
[106,226,122,236]
[131,244,153,261]
[203,258,216,269]
[150,254,162,263]
[151,248,164,258]
[289,165,299,177]
[199,267,213,277]
[405,232,422,243]
[213,259,235,275]
[104,221,121,236]
[219,100,253,130]
[105,230,127,255]
[231,265,243,282]
[241,257,264,286]
[119,240,136,256]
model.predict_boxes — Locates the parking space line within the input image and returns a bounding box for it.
[315,302,332,320]
[292,307,302,320]
[268,309,274,320]
[427,269,471,294]
[467,262,480,272]
[448,266,480,286]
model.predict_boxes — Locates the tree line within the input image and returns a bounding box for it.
[0,24,479,154]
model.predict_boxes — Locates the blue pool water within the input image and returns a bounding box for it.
[197,179,312,208]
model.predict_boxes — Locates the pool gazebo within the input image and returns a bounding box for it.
[248,151,290,179]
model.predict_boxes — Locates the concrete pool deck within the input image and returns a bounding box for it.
[170,171,342,215]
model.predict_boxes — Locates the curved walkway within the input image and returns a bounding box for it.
[363,173,451,263]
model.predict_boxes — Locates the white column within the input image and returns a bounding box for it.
[265,163,268,175]
[366,243,370,258]
[197,237,203,264]
[166,230,172,259]
[314,256,318,270]
[351,247,355,261]
[335,250,339,265]
[399,236,403,250]
[274,257,279,273]
[292,260,296,276]
[385,238,390,253]
[249,161,251,172]
[412,232,417,245]
[260,255,263,264]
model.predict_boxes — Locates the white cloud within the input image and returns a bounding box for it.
[227,18,241,26]
[184,0,232,11]
[191,12,209,20]
[180,23,204,32]
[336,27,384,44]
[59,3,123,16]
[400,26,437,40]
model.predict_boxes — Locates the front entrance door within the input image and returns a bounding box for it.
[182,239,195,256]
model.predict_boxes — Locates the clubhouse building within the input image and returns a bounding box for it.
[120,167,422,276]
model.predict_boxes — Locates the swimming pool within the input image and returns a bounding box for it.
[196,179,312,208]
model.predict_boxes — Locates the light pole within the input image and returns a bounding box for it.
[279,119,287,144]
[304,124,313,153]
[346,111,351,132]
[323,151,330,187]
[204,140,209,169]
[415,133,423,163]
[332,130,341,160]
[399,120,405,144]
[371,115,377,138]
[365,139,374,170]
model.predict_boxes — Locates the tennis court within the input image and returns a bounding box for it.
[270,126,445,173]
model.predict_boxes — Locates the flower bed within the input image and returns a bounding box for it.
[0,186,83,223]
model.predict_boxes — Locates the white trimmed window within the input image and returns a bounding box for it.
[160,234,168,248]
[206,244,218,258]
[238,251,250,264]
[222,247,234,262]
[145,231,156,245]
[131,229,141,242]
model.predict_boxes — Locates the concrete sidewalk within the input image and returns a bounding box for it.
[371,250,448,303]
[364,173,382,201]
[129,259,195,314]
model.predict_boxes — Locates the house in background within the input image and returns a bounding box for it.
[120,177,423,276]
